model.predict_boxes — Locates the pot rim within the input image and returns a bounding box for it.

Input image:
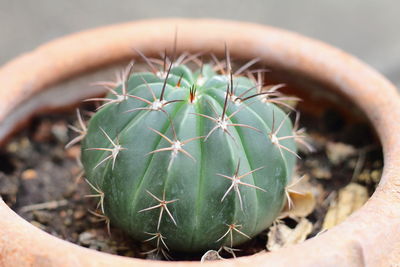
[0,18,399,266]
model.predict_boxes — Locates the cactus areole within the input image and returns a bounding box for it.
[81,55,297,254]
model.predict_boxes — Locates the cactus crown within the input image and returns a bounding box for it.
[79,50,299,257]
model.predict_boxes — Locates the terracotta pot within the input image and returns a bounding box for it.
[0,19,399,267]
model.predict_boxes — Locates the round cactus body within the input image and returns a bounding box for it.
[81,61,297,254]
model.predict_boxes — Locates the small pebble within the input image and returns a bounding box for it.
[79,231,95,245]
[64,217,72,226]
[6,141,19,153]
[74,209,86,220]
[370,170,382,183]
[21,169,38,180]
[52,121,69,143]
[33,210,52,224]
[33,120,53,142]
[65,145,81,160]
[59,210,67,218]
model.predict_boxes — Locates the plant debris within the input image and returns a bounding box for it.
[326,141,357,165]
[284,191,316,219]
[322,183,369,230]
[267,218,313,251]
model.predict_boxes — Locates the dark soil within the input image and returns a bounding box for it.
[0,106,382,261]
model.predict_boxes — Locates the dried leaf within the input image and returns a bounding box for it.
[357,169,382,184]
[322,183,368,230]
[311,167,332,180]
[282,174,317,218]
[283,191,316,218]
[326,141,356,165]
[267,218,312,251]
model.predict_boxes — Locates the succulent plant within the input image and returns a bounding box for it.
[78,51,300,256]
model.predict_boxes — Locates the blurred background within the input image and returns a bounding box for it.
[0,0,399,87]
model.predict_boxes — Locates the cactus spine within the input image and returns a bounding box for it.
[80,51,298,255]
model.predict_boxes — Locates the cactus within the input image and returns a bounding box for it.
[79,52,299,256]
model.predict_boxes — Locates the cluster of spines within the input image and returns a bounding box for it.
[68,48,311,259]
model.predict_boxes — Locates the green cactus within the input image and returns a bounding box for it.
[79,53,299,255]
